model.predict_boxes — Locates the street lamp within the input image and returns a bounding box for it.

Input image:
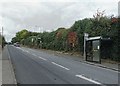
[32,38,34,43]
[38,37,42,48]
[84,33,89,61]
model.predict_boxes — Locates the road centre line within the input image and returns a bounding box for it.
[16,47,47,61]
[76,75,101,85]
[51,62,70,70]
[25,50,29,53]
[32,54,36,56]
[17,47,47,61]
[39,57,47,61]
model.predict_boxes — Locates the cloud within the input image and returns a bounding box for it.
[0,0,119,42]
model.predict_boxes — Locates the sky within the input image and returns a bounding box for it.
[0,0,119,42]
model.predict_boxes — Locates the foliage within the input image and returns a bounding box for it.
[11,10,119,61]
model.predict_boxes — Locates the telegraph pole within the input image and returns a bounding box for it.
[84,33,89,61]
[2,27,3,36]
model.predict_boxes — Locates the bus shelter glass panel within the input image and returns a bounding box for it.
[92,40,100,62]
[86,40,101,63]
[86,41,93,61]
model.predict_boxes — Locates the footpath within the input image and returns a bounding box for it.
[0,45,17,85]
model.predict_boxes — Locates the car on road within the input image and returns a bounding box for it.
[14,42,20,47]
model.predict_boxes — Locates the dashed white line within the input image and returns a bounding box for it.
[39,57,47,61]
[76,75,101,85]
[31,53,35,56]
[21,49,25,52]
[25,51,29,53]
[51,62,70,70]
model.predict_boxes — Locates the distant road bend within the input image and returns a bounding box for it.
[7,45,118,85]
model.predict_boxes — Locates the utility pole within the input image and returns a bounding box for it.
[2,27,3,36]
[84,33,89,61]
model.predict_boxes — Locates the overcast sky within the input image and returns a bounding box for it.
[0,0,119,42]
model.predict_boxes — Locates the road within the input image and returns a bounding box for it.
[7,45,118,85]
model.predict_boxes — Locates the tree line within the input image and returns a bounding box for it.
[11,11,119,61]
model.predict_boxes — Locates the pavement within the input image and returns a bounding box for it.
[0,46,2,86]
[1,45,17,85]
[6,45,119,85]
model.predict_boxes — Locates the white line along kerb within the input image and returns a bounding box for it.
[76,75,101,85]
[39,57,47,61]
[52,62,70,70]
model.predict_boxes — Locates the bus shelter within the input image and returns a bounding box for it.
[85,36,112,63]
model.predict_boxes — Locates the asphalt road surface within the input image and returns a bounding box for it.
[7,45,118,85]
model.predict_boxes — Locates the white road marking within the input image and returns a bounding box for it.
[25,51,29,53]
[32,54,36,56]
[76,75,101,85]
[16,47,118,74]
[51,62,70,70]
[39,57,47,61]
[15,47,27,52]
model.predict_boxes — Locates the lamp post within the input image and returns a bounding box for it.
[84,33,89,61]
[38,37,42,48]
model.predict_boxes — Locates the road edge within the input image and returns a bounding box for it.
[83,61,119,72]
[60,51,119,72]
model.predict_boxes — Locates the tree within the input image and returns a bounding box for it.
[11,10,119,61]
[11,29,33,43]
[67,32,77,51]
[15,29,30,42]
[11,37,18,43]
